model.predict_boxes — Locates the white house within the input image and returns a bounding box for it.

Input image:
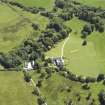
[23,61,35,71]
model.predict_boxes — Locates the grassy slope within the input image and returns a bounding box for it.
[46,18,105,77]
[13,0,55,10]
[0,70,104,105]
[0,3,48,53]
[0,71,36,105]
[77,0,105,9]
[31,71,105,105]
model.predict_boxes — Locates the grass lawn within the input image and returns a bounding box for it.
[76,0,105,9]
[0,71,36,105]
[46,18,105,77]
[13,0,55,10]
[0,3,48,53]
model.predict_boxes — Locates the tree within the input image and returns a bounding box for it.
[32,87,40,96]
[55,0,65,9]
[82,40,87,46]
[91,16,100,24]
[86,92,92,100]
[24,72,31,82]
[77,75,86,83]
[47,17,63,32]
[42,37,54,49]
[32,23,39,30]
[60,30,68,39]
[82,83,90,90]
[85,76,96,83]
[36,80,42,88]
[97,74,105,82]
[103,80,105,85]
[81,31,88,39]
[82,24,93,35]
[98,90,105,105]
[0,53,22,68]
[35,59,42,69]
[37,97,46,105]
[65,99,73,105]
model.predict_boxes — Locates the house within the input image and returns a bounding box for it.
[23,61,35,71]
[52,57,64,68]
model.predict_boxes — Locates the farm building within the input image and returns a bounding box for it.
[23,61,35,71]
[52,57,64,68]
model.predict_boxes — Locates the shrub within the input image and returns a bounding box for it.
[82,83,90,90]
[98,90,105,105]
[97,74,105,82]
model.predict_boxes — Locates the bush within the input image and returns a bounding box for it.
[82,83,90,90]
[98,90,105,105]
[32,23,39,30]
[103,80,105,85]
[82,40,87,46]
[37,96,46,105]
[55,0,65,9]
[97,74,105,82]
[24,72,31,82]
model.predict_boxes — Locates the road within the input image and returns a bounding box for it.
[61,33,71,58]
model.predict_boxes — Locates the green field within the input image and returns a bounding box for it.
[46,18,105,77]
[1,0,105,105]
[0,70,104,105]
[0,71,36,105]
[0,3,48,53]
[30,71,105,105]
[77,0,105,8]
[13,0,55,10]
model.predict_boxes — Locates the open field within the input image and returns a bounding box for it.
[0,3,48,53]
[76,0,105,9]
[46,18,105,77]
[0,70,104,105]
[12,0,55,10]
[30,71,105,105]
[0,0,105,105]
[0,71,36,105]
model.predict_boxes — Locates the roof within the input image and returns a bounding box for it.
[52,57,64,67]
[23,61,35,70]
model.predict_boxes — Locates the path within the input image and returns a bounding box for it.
[30,78,36,87]
[61,33,71,58]
[30,78,47,105]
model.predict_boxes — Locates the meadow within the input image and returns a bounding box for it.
[46,18,105,77]
[13,0,55,10]
[0,70,104,105]
[77,0,105,9]
[30,71,105,105]
[0,71,36,105]
[0,3,48,53]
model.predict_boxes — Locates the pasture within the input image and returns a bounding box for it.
[0,71,36,105]
[0,3,48,53]
[30,71,105,105]
[13,0,55,10]
[0,70,104,105]
[46,18,105,77]
[77,0,105,9]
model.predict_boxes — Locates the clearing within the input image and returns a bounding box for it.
[46,18,105,77]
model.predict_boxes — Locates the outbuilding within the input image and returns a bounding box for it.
[23,61,35,71]
[52,57,64,68]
